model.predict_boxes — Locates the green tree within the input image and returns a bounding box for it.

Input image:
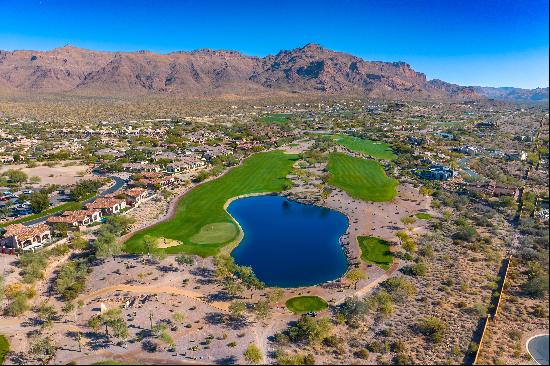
[5,292,30,316]
[175,254,195,266]
[346,269,366,290]
[29,335,56,359]
[36,301,58,329]
[88,308,128,341]
[56,260,88,301]
[229,301,247,319]
[143,235,159,257]
[70,232,88,250]
[30,192,50,213]
[339,297,369,325]
[94,232,121,258]
[237,266,265,298]
[288,316,333,344]
[253,300,271,322]
[18,252,48,284]
[522,275,549,298]
[3,169,28,187]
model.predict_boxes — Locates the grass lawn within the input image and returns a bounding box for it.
[261,113,292,123]
[285,296,328,313]
[0,335,9,365]
[331,135,396,161]
[0,192,96,228]
[415,212,432,220]
[327,152,398,202]
[358,236,393,269]
[124,151,298,257]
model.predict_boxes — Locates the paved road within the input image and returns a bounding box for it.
[458,157,479,178]
[528,334,549,365]
[22,174,126,227]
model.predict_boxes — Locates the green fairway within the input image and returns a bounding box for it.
[331,134,396,160]
[358,236,393,269]
[327,152,398,202]
[415,212,432,220]
[285,296,328,313]
[0,335,8,365]
[124,151,298,257]
[261,113,292,123]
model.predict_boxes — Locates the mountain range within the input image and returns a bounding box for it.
[473,86,548,103]
[0,43,546,102]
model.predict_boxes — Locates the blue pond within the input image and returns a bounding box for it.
[227,195,349,288]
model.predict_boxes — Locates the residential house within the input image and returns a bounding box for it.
[465,182,519,200]
[130,172,175,190]
[1,223,51,250]
[166,156,207,173]
[47,209,102,228]
[122,163,162,173]
[506,151,528,161]
[85,197,127,215]
[417,165,455,180]
[455,145,480,155]
[123,188,148,206]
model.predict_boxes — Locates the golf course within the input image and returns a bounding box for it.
[331,134,396,160]
[285,296,329,313]
[0,335,8,365]
[261,113,292,123]
[124,150,298,257]
[357,236,393,269]
[327,152,398,202]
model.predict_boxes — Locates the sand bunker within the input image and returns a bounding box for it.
[157,237,183,249]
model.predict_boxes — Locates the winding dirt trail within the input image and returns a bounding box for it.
[78,284,230,312]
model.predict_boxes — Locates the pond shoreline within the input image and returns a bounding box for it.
[226,194,350,288]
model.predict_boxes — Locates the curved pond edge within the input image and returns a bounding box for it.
[221,192,354,288]
[526,333,549,365]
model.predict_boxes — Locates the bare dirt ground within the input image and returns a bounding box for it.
[0,162,94,186]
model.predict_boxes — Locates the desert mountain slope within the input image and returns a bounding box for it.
[0,43,478,99]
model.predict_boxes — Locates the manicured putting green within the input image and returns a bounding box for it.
[415,212,432,220]
[124,151,298,257]
[331,134,396,161]
[190,222,238,244]
[327,152,398,202]
[358,236,393,269]
[0,335,9,365]
[285,296,328,313]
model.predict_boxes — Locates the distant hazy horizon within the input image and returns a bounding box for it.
[1,0,548,88]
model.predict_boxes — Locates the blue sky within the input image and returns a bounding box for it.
[0,0,548,88]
